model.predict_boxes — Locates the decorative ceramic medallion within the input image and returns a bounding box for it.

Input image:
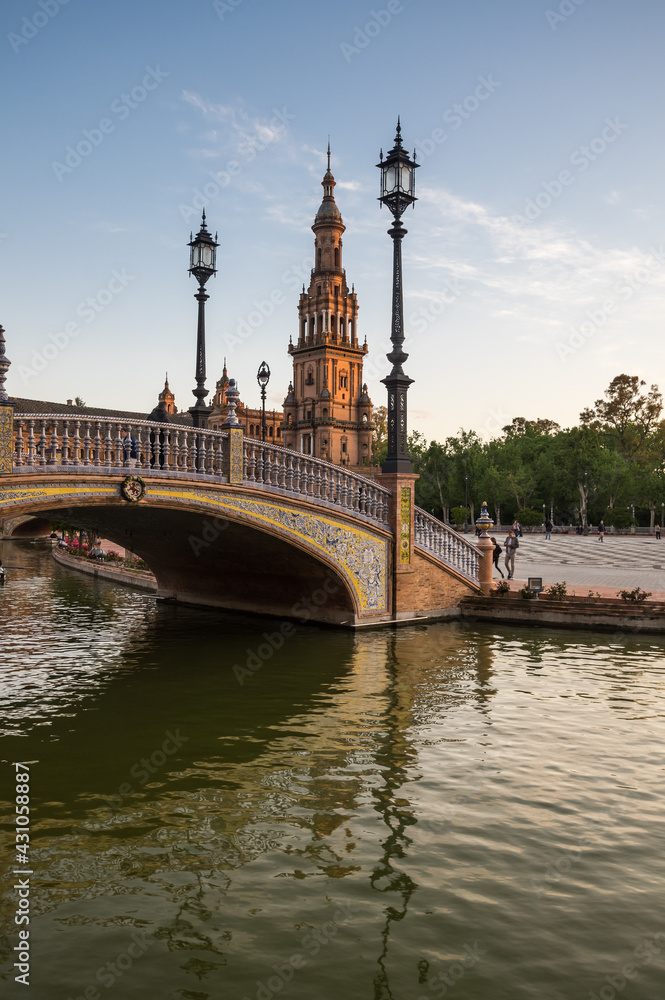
[120,476,146,502]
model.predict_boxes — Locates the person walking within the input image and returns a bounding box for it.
[545,518,553,540]
[504,530,518,579]
[598,519,606,542]
[491,537,504,578]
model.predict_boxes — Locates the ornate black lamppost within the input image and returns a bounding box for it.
[464,474,469,533]
[583,468,589,535]
[257,361,270,442]
[188,211,218,428]
[377,119,419,474]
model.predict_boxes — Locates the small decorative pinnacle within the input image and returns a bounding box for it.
[0,324,11,404]
[327,138,331,171]
[395,116,402,146]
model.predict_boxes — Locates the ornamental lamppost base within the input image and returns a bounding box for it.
[475,501,495,595]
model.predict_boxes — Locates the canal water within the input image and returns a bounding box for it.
[1,540,664,1000]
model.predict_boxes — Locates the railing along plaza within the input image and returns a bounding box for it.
[10,414,391,528]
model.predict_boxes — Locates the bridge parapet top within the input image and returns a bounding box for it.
[414,506,480,584]
[10,413,390,529]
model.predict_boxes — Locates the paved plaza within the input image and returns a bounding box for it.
[493,533,665,597]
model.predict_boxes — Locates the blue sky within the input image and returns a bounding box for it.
[2,0,665,441]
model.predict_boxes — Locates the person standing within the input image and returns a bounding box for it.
[598,519,606,542]
[655,524,661,540]
[504,530,518,579]
[491,537,504,578]
[545,518,553,540]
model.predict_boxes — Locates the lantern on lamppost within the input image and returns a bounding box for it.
[376,119,419,474]
[188,211,218,429]
[257,361,270,442]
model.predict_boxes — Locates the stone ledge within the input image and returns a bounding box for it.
[52,549,157,591]
[461,595,665,633]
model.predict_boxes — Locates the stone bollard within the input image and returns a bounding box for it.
[477,534,495,595]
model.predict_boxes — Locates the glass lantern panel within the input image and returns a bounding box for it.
[400,164,412,194]
[201,245,213,267]
[383,164,398,197]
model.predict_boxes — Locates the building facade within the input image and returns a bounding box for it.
[281,148,373,466]
[207,362,283,441]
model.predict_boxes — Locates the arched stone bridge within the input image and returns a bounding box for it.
[0,413,482,626]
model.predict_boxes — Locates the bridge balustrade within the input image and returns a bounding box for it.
[414,506,480,583]
[244,438,390,527]
[10,414,391,528]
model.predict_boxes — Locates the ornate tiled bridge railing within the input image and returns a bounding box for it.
[9,414,391,529]
[414,506,480,583]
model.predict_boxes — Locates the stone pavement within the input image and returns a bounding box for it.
[492,533,665,598]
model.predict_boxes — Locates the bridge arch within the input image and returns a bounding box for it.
[0,474,391,625]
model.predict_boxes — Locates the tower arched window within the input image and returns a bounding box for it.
[317,248,322,268]
[340,318,345,341]
[334,247,339,267]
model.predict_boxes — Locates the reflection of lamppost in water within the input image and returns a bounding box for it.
[370,633,419,1000]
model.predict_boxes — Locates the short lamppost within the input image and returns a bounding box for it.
[550,500,554,525]
[377,119,419,474]
[661,501,664,531]
[188,211,218,429]
[631,499,636,534]
[464,474,469,533]
[257,361,270,442]
[543,503,546,527]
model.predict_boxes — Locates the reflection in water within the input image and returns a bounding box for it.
[1,540,664,1000]
[369,633,419,1000]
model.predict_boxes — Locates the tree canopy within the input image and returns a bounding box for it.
[405,374,665,528]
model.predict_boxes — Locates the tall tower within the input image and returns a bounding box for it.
[282,146,373,467]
